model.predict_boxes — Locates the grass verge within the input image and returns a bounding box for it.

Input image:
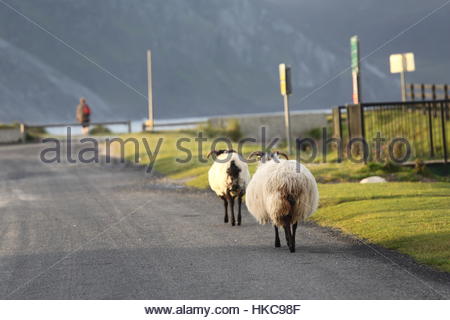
[314,182,450,272]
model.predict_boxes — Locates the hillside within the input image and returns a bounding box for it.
[0,0,449,123]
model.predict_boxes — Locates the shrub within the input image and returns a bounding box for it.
[414,159,425,174]
[224,119,242,142]
[197,119,242,142]
[90,125,112,135]
[25,126,47,141]
[382,161,401,173]
[306,127,322,140]
[358,161,400,176]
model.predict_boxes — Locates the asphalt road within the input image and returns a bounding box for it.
[0,142,449,299]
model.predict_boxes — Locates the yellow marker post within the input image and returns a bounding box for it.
[279,64,293,155]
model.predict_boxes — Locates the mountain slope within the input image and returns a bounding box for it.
[0,38,110,123]
[0,0,448,123]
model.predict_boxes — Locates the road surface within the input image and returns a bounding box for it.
[0,142,449,299]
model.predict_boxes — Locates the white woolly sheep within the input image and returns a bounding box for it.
[245,151,319,252]
[207,149,250,226]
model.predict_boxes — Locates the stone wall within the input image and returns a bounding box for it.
[209,111,329,141]
[0,127,24,144]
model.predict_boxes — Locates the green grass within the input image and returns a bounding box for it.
[114,131,447,187]
[90,125,112,136]
[111,131,261,188]
[0,123,19,129]
[112,131,450,272]
[313,183,450,272]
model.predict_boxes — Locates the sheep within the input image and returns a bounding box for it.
[207,149,250,226]
[245,151,319,252]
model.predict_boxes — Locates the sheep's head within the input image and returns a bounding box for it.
[248,151,288,163]
[226,160,242,194]
[206,149,235,160]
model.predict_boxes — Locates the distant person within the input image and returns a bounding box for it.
[76,97,91,135]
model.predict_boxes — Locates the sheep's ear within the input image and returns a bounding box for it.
[275,151,289,160]
[207,149,227,159]
[206,150,216,158]
[248,151,264,160]
[216,149,227,156]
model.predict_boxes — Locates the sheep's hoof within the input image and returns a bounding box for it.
[275,241,281,248]
[224,218,228,223]
[231,221,235,226]
[237,221,241,226]
[289,247,296,253]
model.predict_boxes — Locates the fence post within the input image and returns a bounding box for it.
[410,83,415,101]
[347,104,367,163]
[360,105,365,143]
[432,84,437,117]
[127,121,132,134]
[332,107,342,140]
[427,103,435,158]
[440,102,448,163]
[420,83,426,115]
[332,107,343,163]
[445,84,449,120]
[20,123,26,143]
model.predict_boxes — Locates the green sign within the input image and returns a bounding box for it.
[351,36,359,73]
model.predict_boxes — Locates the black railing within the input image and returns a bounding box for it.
[333,100,449,163]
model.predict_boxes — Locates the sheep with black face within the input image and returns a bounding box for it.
[207,149,250,226]
[245,151,319,252]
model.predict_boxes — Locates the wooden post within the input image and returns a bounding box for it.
[428,104,434,158]
[146,50,154,131]
[20,123,26,143]
[332,107,343,163]
[283,94,292,155]
[400,54,407,102]
[421,83,426,114]
[332,107,342,140]
[440,103,448,163]
[445,84,449,120]
[432,84,437,117]
[279,64,293,155]
[410,83,415,101]
[347,104,367,163]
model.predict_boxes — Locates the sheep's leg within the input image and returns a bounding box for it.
[274,226,281,247]
[283,225,294,253]
[283,225,291,247]
[291,223,298,252]
[221,196,228,223]
[229,196,236,226]
[237,195,242,226]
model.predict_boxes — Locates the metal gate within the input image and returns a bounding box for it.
[333,100,449,163]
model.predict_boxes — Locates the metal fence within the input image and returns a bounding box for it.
[333,100,449,163]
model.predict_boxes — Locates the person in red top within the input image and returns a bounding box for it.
[76,97,91,135]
